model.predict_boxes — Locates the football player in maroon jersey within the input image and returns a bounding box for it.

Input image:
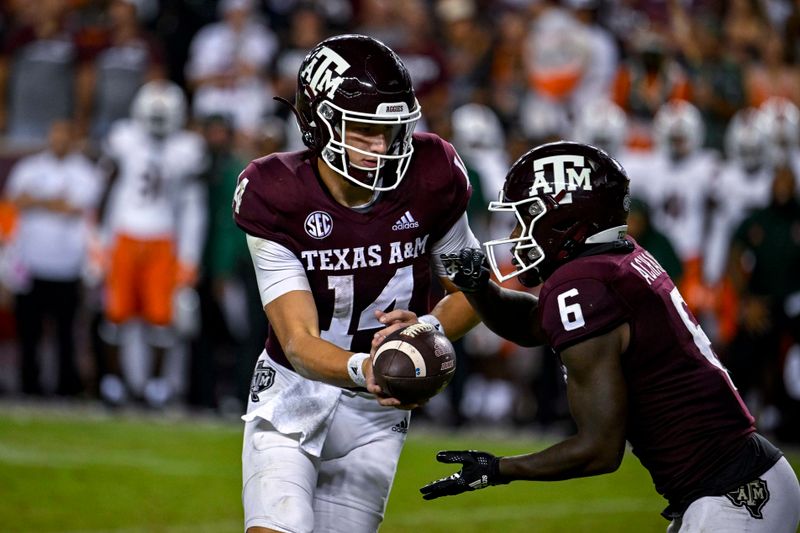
[234,34,481,533]
[423,141,800,532]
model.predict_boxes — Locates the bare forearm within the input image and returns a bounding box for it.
[465,281,542,346]
[500,436,622,482]
[502,328,627,481]
[419,327,630,501]
[283,334,360,388]
[429,291,481,341]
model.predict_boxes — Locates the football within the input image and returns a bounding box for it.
[372,322,457,404]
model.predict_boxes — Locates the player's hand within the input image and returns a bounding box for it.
[371,309,418,351]
[420,450,508,500]
[365,356,425,410]
[440,248,490,293]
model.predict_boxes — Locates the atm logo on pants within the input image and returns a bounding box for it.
[250,361,276,402]
[725,478,769,519]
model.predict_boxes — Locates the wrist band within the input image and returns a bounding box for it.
[418,314,445,337]
[347,352,370,387]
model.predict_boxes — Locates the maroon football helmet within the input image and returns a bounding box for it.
[293,34,421,191]
[484,141,631,286]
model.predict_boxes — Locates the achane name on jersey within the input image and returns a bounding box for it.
[630,250,667,285]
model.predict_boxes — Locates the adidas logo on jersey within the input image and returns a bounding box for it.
[392,211,419,231]
[392,419,408,433]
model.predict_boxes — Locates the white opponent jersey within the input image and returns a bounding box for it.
[103,120,207,263]
[628,149,719,262]
[704,162,774,284]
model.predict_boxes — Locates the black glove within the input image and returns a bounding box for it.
[440,248,490,293]
[420,450,508,500]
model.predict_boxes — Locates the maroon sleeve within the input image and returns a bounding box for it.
[427,135,472,241]
[232,159,295,251]
[539,277,629,352]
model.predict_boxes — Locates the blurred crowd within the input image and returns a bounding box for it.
[0,0,798,441]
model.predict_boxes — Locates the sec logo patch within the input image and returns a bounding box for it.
[305,211,333,239]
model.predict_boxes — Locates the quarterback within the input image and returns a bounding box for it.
[233,35,480,533]
[424,142,800,532]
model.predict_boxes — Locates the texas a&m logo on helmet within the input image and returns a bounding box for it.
[529,154,593,204]
[484,142,630,286]
[299,46,351,99]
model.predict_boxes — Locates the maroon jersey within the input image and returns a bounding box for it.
[536,239,755,503]
[234,132,471,369]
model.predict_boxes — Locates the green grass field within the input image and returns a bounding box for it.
[0,404,798,533]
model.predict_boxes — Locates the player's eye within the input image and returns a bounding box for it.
[348,123,394,137]
[348,123,373,134]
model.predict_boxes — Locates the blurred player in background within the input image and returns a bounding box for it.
[643,100,718,263]
[96,80,206,408]
[703,107,774,346]
[233,34,480,533]
[705,107,774,289]
[634,100,719,318]
[570,98,628,160]
[423,142,800,533]
[758,97,800,180]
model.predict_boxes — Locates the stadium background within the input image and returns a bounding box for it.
[0,0,799,530]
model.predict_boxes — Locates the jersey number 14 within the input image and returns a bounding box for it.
[320,266,414,349]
